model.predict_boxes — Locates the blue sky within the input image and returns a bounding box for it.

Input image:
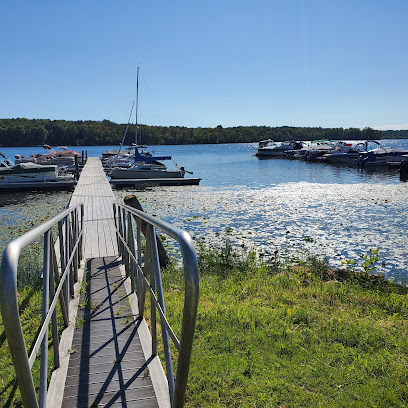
[1,0,407,129]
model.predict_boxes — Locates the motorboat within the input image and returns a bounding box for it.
[0,152,75,184]
[255,140,303,157]
[289,140,337,161]
[102,148,135,170]
[102,145,152,170]
[109,147,186,179]
[357,146,408,167]
[110,161,185,179]
[15,145,80,172]
[320,141,378,164]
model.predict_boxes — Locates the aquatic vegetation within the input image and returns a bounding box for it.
[0,191,71,288]
[114,181,408,282]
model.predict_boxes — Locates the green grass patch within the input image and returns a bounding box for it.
[157,243,408,407]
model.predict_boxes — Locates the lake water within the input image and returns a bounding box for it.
[1,140,408,281]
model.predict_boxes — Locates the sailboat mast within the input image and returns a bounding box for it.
[135,66,140,145]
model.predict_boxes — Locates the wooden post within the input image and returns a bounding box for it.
[74,155,80,180]
[124,195,169,268]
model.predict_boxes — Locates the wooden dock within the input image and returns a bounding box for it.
[52,157,169,407]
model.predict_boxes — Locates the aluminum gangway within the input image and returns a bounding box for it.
[0,157,199,408]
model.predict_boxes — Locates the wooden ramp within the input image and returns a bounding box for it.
[62,257,158,407]
[58,158,168,407]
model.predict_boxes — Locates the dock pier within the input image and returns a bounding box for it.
[0,157,199,408]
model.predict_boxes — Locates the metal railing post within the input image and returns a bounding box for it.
[147,224,175,404]
[39,231,50,408]
[145,227,157,356]
[118,207,124,258]
[80,204,84,259]
[70,212,78,282]
[127,213,136,292]
[49,235,60,369]
[136,217,145,316]
[51,239,69,327]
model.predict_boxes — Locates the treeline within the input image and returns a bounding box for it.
[381,129,408,139]
[0,118,399,147]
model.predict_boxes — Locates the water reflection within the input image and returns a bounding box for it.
[115,181,408,282]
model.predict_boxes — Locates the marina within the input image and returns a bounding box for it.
[1,140,408,282]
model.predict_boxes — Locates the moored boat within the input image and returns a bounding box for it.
[289,140,337,161]
[256,140,303,157]
[14,145,80,172]
[110,162,185,179]
[0,152,75,185]
[109,146,186,179]
[358,146,408,167]
[321,141,379,164]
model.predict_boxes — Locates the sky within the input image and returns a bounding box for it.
[1,0,407,130]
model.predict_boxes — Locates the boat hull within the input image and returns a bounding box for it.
[256,148,291,157]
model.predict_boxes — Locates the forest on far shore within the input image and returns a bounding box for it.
[0,118,406,147]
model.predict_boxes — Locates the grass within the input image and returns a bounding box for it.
[1,237,408,407]
[0,284,64,407]
[155,242,408,407]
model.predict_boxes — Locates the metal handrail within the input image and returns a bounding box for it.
[0,203,84,408]
[113,202,199,408]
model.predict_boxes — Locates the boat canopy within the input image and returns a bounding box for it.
[0,162,58,175]
[134,148,172,163]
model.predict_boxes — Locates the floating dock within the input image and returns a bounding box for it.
[0,180,76,191]
[110,177,201,189]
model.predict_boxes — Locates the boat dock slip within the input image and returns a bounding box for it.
[110,177,201,189]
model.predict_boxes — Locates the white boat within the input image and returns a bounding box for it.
[110,161,185,179]
[15,145,80,172]
[0,152,75,184]
[255,140,303,157]
[357,146,408,167]
[102,147,137,170]
[289,140,337,161]
[320,141,377,164]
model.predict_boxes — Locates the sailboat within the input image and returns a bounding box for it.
[109,67,189,180]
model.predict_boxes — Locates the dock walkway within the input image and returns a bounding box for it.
[59,157,167,407]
